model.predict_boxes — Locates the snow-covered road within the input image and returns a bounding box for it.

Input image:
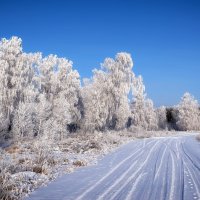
[27,135,200,200]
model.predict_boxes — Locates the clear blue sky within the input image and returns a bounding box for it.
[0,0,200,107]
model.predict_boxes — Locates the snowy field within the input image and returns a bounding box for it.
[27,134,200,200]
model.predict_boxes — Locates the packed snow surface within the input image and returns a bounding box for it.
[27,134,200,200]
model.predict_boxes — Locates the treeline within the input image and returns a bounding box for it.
[0,37,199,141]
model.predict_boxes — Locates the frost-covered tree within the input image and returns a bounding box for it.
[144,99,158,130]
[5,35,200,142]
[12,83,39,140]
[131,75,158,130]
[0,37,39,138]
[130,75,146,128]
[102,53,134,129]
[34,94,52,137]
[0,36,82,141]
[176,92,200,131]
[36,55,82,139]
[12,102,35,139]
[82,52,134,131]
[82,74,108,132]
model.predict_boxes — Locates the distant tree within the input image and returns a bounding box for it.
[176,92,200,131]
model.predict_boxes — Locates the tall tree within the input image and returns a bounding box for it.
[82,52,134,131]
[0,37,39,137]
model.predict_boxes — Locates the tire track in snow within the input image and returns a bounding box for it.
[175,140,180,159]
[161,153,170,200]
[158,138,176,200]
[125,172,147,200]
[95,160,138,200]
[173,138,185,200]
[95,141,156,200]
[138,143,165,200]
[107,140,160,200]
[95,160,139,200]
[181,159,185,200]
[147,139,173,200]
[154,144,167,180]
[169,150,176,200]
[108,140,148,168]
[75,140,155,200]
[107,142,140,168]
[124,140,161,200]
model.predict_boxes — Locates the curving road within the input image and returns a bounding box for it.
[27,134,200,200]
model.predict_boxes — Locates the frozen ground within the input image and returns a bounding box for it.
[27,134,200,200]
